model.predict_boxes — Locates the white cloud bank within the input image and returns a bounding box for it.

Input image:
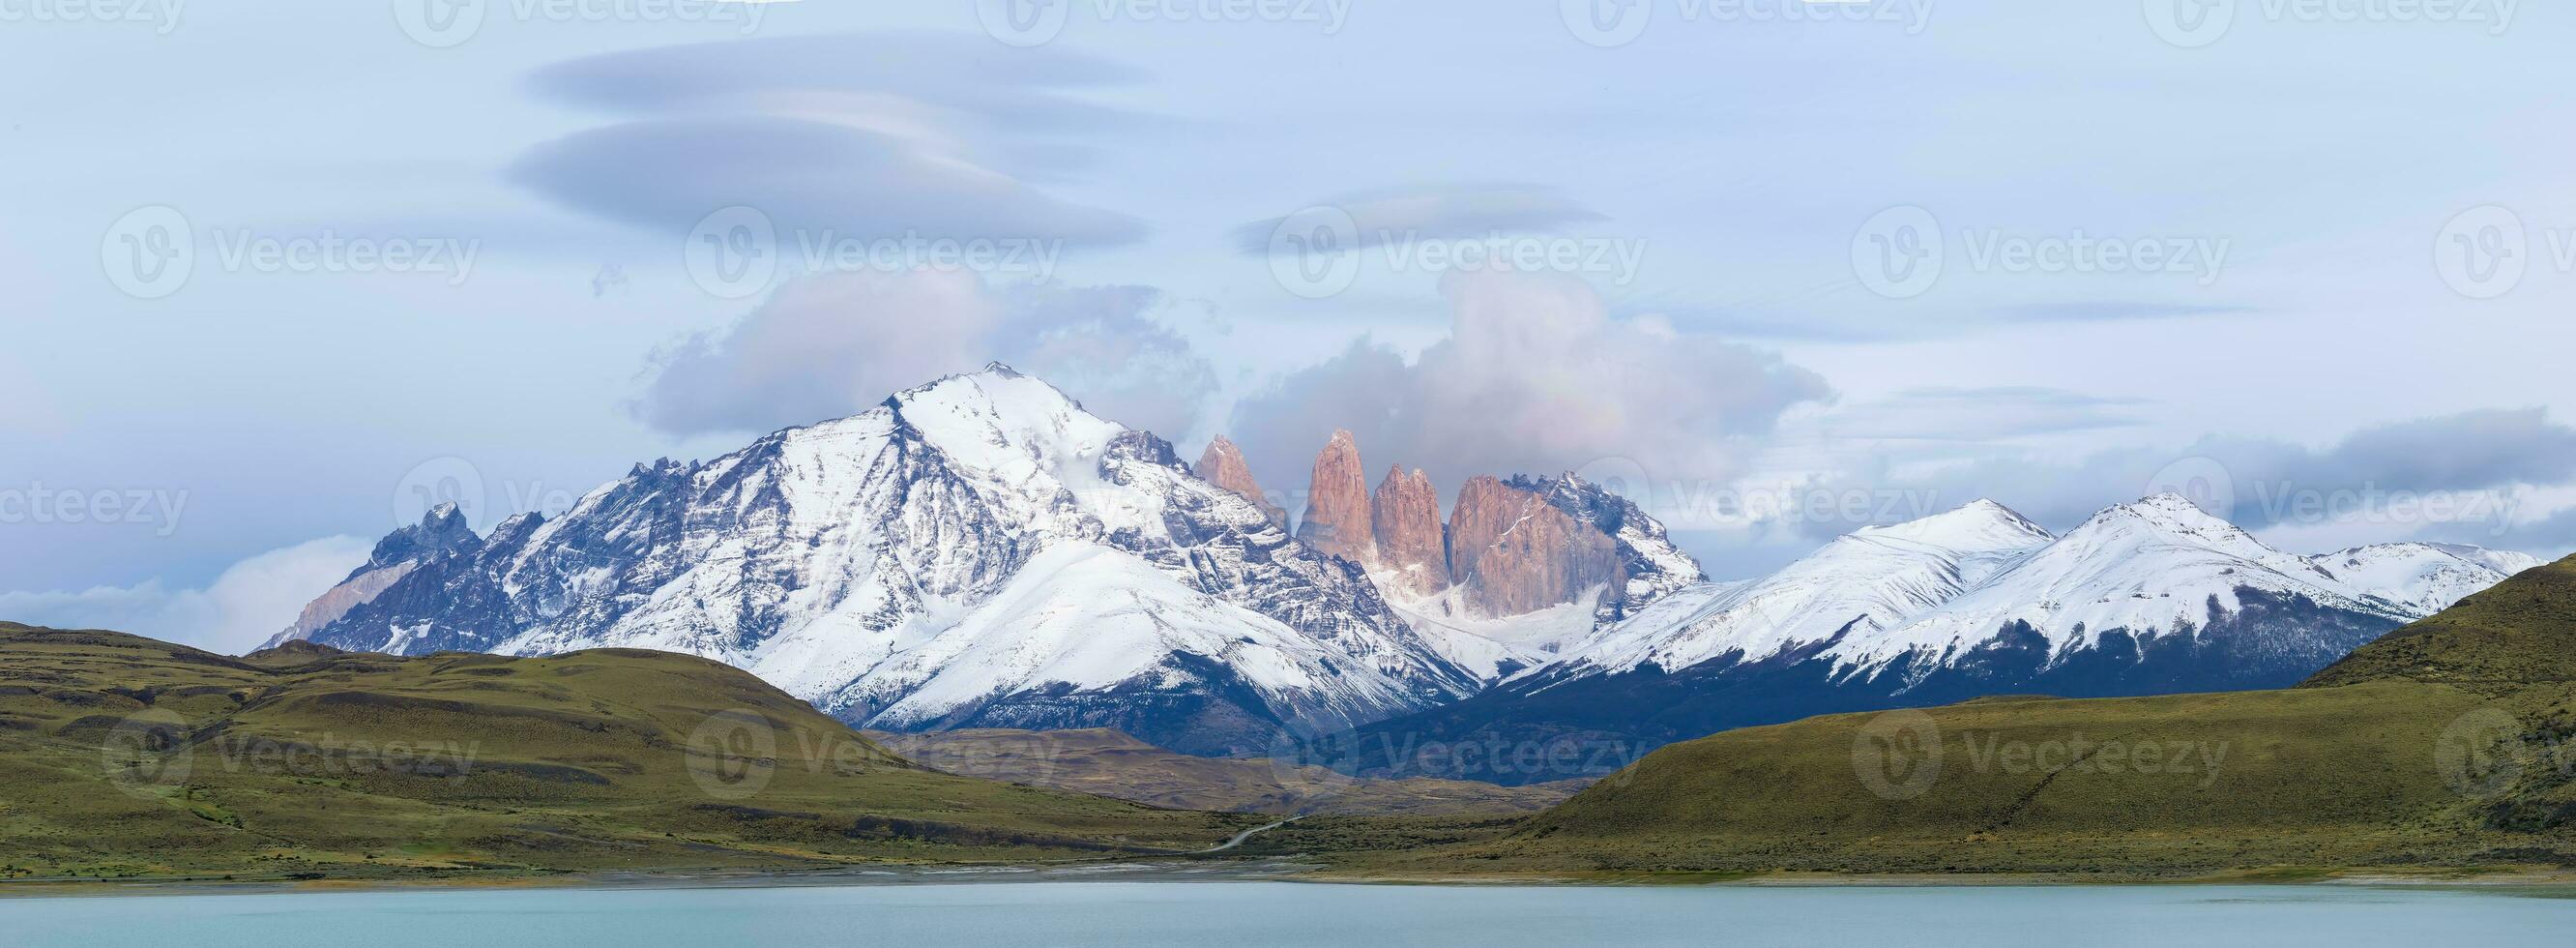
[0,536,370,655]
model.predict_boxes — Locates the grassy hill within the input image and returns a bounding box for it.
[1256,557,2576,879]
[0,623,1254,884]
[869,727,1584,816]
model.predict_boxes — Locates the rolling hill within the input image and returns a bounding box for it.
[0,622,1253,883]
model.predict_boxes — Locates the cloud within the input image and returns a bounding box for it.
[0,536,371,655]
[1619,298,2255,342]
[1987,302,2257,324]
[509,33,1150,247]
[633,270,1216,438]
[1232,184,1605,254]
[1227,270,1833,503]
[1814,386,2152,442]
[1782,407,2576,547]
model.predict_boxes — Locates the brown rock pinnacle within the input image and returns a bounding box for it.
[1195,435,1287,528]
[1299,430,1375,563]
[1448,476,1625,617]
[1370,465,1450,598]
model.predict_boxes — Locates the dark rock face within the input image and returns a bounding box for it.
[1506,474,1703,623]
[1370,466,1449,598]
[1298,429,1375,563]
[1302,588,2405,785]
[1447,476,1625,618]
[1194,434,1287,529]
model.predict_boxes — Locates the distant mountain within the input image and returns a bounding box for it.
[1307,495,2538,784]
[277,366,1474,755]
[1270,430,1706,683]
[1466,555,2576,879]
[276,365,2538,778]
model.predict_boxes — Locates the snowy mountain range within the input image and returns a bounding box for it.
[277,367,1473,755]
[280,366,2539,774]
[1309,494,2540,783]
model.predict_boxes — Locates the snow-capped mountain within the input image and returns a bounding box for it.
[1310,494,2538,784]
[2302,542,2545,616]
[1365,472,1708,682]
[1548,499,2054,678]
[278,366,1475,755]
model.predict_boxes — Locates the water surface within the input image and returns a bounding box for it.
[9,879,2571,947]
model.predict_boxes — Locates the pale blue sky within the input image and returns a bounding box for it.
[6,1,2574,650]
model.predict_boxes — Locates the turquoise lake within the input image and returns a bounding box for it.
[8,879,2573,946]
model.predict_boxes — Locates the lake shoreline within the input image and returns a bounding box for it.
[9,858,2575,900]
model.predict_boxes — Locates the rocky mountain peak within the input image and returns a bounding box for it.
[1195,434,1287,528]
[1448,476,1625,618]
[367,502,483,572]
[1370,465,1449,597]
[1299,429,1375,563]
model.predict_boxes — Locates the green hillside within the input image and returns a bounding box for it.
[870,727,1583,816]
[0,623,1252,884]
[2305,556,2576,687]
[1267,557,2576,880]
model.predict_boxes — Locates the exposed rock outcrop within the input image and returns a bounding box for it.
[1507,474,1706,623]
[1194,434,1287,529]
[1447,476,1625,618]
[1370,465,1450,598]
[1299,429,1375,563]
